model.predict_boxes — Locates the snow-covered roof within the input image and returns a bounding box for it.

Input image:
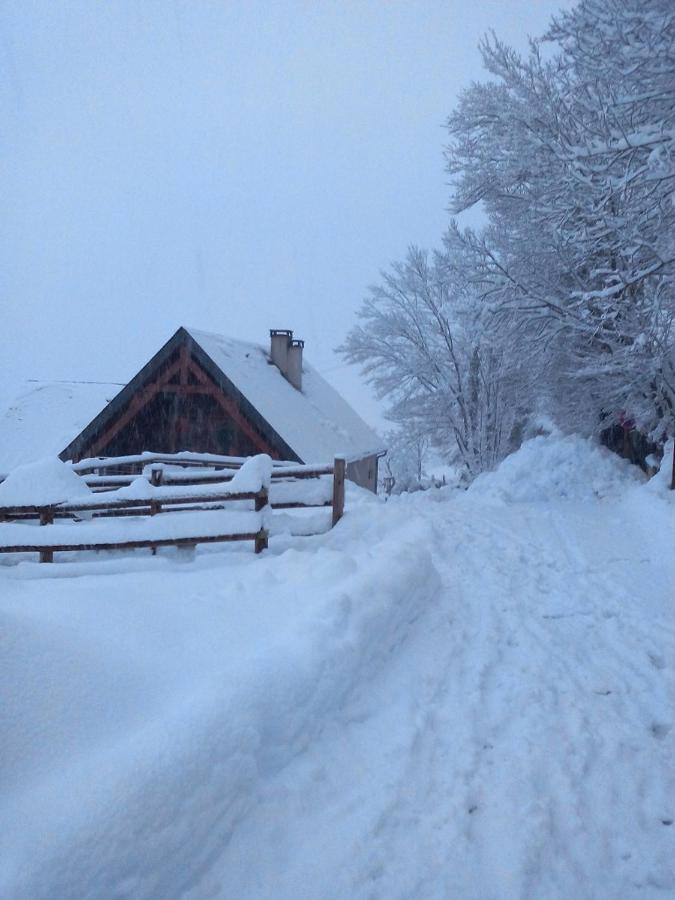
[186,328,383,463]
[0,331,382,474]
[0,380,121,476]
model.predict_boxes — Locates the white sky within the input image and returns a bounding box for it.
[1,0,570,430]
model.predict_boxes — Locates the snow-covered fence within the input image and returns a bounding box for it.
[67,452,336,492]
[0,453,346,563]
[0,510,270,564]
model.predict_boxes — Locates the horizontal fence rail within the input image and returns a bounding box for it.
[70,451,300,474]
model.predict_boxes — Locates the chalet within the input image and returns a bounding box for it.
[51,327,385,491]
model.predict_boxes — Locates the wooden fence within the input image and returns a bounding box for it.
[0,453,346,564]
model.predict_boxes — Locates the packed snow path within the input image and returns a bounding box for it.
[1,437,673,898]
[196,491,674,899]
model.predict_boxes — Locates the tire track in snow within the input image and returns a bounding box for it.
[437,500,675,898]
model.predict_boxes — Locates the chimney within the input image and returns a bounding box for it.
[270,329,303,390]
[270,329,292,374]
[286,339,304,391]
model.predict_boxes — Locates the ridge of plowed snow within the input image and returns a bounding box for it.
[468,432,645,502]
[0,515,440,898]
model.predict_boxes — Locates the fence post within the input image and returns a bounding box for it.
[254,530,269,554]
[150,466,164,505]
[254,487,269,553]
[150,467,163,555]
[332,456,346,527]
[39,508,54,563]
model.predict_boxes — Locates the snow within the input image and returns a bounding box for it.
[271,474,333,506]
[70,479,261,508]
[468,430,645,503]
[187,327,383,463]
[114,475,157,500]
[0,380,120,476]
[0,457,93,508]
[0,509,265,550]
[1,434,673,898]
[226,453,272,492]
[646,439,674,498]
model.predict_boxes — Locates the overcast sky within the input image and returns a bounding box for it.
[1,0,570,429]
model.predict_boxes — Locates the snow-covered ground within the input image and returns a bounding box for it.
[1,435,673,898]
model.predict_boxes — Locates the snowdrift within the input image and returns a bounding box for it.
[468,431,645,503]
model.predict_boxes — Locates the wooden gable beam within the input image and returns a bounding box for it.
[87,349,280,459]
[191,380,278,457]
[187,358,210,385]
[185,358,287,457]
[179,344,189,385]
[87,354,184,456]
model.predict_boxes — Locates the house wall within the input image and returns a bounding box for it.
[100,392,267,458]
[346,454,379,493]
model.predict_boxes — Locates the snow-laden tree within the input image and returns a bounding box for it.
[343,0,674,476]
[380,428,430,494]
[339,247,528,476]
[445,0,675,439]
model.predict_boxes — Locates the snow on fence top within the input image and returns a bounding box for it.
[70,450,298,473]
[0,452,344,563]
[221,454,272,493]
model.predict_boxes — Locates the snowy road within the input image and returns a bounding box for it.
[1,436,673,898]
[198,489,674,899]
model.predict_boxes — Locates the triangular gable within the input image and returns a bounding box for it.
[60,328,299,462]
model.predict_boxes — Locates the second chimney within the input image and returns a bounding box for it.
[286,339,304,391]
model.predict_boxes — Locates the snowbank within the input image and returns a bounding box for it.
[0,457,92,507]
[468,432,644,503]
[0,514,440,898]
